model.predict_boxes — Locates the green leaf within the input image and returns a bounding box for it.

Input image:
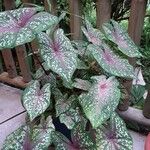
[0,7,58,49]
[73,78,91,91]
[55,94,76,117]
[79,75,121,128]
[26,12,58,33]
[103,20,141,58]
[82,19,104,45]
[2,126,31,150]
[32,116,55,150]
[131,85,145,105]
[52,131,76,150]
[88,44,134,78]
[22,80,51,121]
[37,29,78,82]
[35,67,56,89]
[71,123,96,149]
[96,112,133,150]
[77,58,89,70]
[3,117,55,150]
[59,107,86,130]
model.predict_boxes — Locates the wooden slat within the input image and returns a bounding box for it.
[31,40,40,69]
[117,107,150,127]
[96,0,111,29]
[3,0,15,10]
[0,113,26,148]
[69,0,82,40]
[143,90,150,118]
[0,83,24,123]
[128,0,148,45]
[15,45,32,82]
[0,72,28,88]
[50,0,57,15]
[118,0,147,111]
[1,49,17,78]
[0,52,3,73]
[1,0,17,78]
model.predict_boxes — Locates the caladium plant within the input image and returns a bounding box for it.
[103,20,142,58]
[2,5,142,150]
[0,7,58,49]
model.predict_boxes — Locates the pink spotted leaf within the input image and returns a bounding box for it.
[37,29,78,82]
[2,126,31,150]
[79,75,120,128]
[96,112,133,150]
[0,7,58,49]
[82,20,104,45]
[71,123,96,149]
[52,131,78,150]
[22,80,51,121]
[103,20,141,58]
[88,44,135,78]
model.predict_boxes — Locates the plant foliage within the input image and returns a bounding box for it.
[1,5,142,150]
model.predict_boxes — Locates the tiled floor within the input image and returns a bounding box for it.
[0,83,147,149]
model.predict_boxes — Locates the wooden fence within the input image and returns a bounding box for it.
[0,0,150,124]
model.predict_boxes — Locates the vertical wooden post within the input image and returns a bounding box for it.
[31,40,40,69]
[15,45,32,82]
[2,0,17,78]
[0,52,3,73]
[143,90,150,118]
[128,0,147,45]
[96,0,111,29]
[3,0,15,10]
[68,0,82,40]
[119,0,148,111]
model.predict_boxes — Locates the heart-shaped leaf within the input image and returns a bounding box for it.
[103,20,141,58]
[96,112,133,150]
[2,126,31,150]
[37,29,78,82]
[82,20,104,45]
[71,123,96,149]
[3,116,55,150]
[88,44,134,78]
[52,131,77,150]
[0,7,58,49]
[79,75,121,128]
[22,80,51,121]
[55,92,85,129]
[32,116,55,150]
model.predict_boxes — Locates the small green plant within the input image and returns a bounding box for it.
[0,5,142,150]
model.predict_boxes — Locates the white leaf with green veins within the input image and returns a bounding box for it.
[37,29,78,82]
[79,75,121,128]
[22,80,51,121]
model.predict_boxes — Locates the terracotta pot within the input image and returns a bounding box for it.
[145,133,150,150]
